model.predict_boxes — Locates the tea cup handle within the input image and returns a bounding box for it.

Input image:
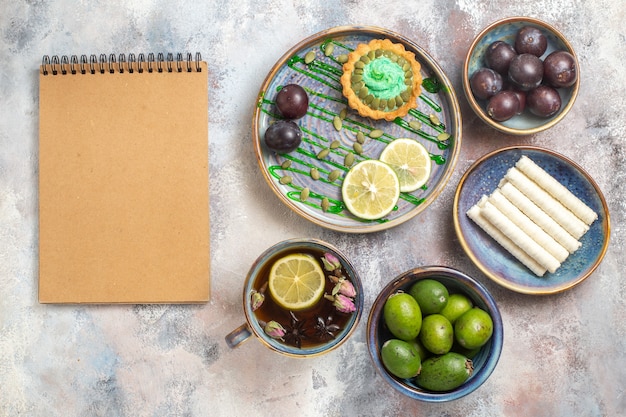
[225,323,253,348]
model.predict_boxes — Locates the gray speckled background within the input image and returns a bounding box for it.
[1,1,625,416]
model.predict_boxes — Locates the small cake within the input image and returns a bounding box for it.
[340,39,422,121]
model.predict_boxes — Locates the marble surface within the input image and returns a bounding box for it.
[1,1,625,416]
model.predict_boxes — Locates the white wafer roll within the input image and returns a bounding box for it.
[488,189,570,263]
[503,167,589,239]
[499,182,582,254]
[467,199,547,277]
[516,156,598,225]
[480,200,561,274]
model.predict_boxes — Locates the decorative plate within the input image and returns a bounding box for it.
[252,26,462,233]
[453,146,610,294]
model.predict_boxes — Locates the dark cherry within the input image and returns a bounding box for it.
[469,67,503,100]
[543,50,578,88]
[486,90,520,121]
[508,53,544,91]
[275,84,309,119]
[527,85,562,118]
[264,120,302,153]
[515,26,548,57]
[485,41,517,75]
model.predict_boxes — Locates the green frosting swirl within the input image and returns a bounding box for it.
[362,57,407,100]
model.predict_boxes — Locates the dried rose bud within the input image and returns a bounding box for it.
[250,290,264,311]
[336,279,356,298]
[321,253,341,271]
[327,293,356,314]
[264,321,286,340]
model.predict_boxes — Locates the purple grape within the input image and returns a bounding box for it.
[543,50,577,88]
[275,84,309,119]
[527,85,562,117]
[486,90,520,121]
[264,120,302,153]
[470,67,503,100]
[515,26,548,57]
[485,41,517,75]
[508,54,544,91]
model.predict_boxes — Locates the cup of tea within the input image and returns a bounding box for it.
[225,238,363,357]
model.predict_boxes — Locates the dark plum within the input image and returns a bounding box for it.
[485,41,517,75]
[486,90,520,121]
[508,54,544,91]
[264,120,302,153]
[543,50,577,88]
[275,84,309,119]
[507,89,527,115]
[470,67,503,100]
[527,85,562,118]
[514,26,548,57]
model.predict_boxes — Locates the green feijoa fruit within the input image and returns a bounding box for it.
[408,337,432,361]
[380,339,422,379]
[409,279,449,315]
[383,292,422,341]
[440,293,473,325]
[419,313,453,355]
[451,341,481,359]
[455,307,494,350]
[415,352,474,391]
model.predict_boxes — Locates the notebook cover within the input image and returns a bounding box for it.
[38,57,209,303]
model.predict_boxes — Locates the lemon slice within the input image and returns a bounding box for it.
[379,138,431,192]
[268,253,326,311]
[341,159,400,220]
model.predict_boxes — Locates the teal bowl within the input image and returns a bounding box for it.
[463,16,580,135]
[453,146,610,294]
[366,266,503,402]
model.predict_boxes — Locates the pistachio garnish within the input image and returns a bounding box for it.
[279,175,292,185]
[310,167,320,180]
[281,160,292,169]
[409,120,422,131]
[300,187,310,202]
[317,148,330,159]
[321,197,330,212]
[333,116,343,131]
[344,152,355,167]
[328,169,342,182]
[304,51,316,64]
[437,132,451,141]
[369,129,383,139]
[324,43,334,57]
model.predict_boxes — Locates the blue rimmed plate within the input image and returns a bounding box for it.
[453,146,610,294]
[252,26,462,233]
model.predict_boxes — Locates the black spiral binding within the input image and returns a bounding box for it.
[41,52,202,75]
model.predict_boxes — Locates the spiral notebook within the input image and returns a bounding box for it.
[38,53,210,303]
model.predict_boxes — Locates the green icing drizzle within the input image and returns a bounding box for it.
[362,57,407,100]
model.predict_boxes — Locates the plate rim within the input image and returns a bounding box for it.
[452,145,611,294]
[252,25,462,233]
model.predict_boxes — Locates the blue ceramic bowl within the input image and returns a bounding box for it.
[463,17,580,135]
[367,266,503,402]
[453,146,610,294]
